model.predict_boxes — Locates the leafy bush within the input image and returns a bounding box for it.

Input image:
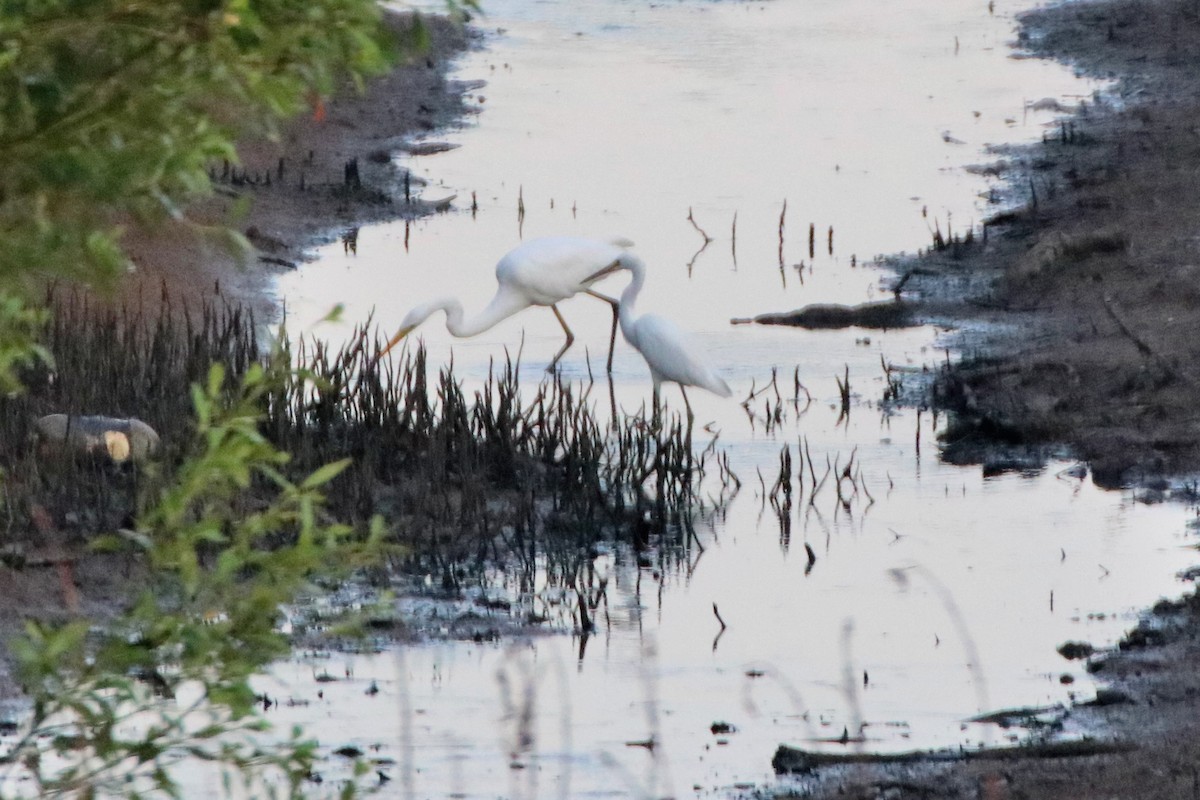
[6,358,383,797]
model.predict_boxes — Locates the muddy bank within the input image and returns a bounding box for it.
[114,10,474,320]
[771,592,1200,800]
[904,0,1200,487]
[740,0,1200,488]
[763,1,1200,797]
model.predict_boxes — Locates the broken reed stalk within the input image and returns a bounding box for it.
[836,364,851,415]
[915,408,922,458]
[881,354,901,403]
[809,455,832,507]
[731,211,738,266]
[778,200,787,261]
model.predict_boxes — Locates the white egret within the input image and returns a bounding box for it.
[378,236,637,372]
[586,253,732,423]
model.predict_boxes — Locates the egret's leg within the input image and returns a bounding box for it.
[585,290,620,374]
[547,304,575,372]
[680,386,695,452]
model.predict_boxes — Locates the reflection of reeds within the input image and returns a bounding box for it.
[285,330,725,622]
[1,289,722,620]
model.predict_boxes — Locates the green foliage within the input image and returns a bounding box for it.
[0,292,52,396]
[0,0,394,386]
[0,1,460,793]
[6,357,382,797]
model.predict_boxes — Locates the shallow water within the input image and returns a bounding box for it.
[267,0,1200,796]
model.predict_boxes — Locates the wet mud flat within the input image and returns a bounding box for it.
[746,0,1200,490]
[913,0,1200,487]
[762,1,1200,797]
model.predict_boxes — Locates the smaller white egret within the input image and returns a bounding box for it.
[586,253,731,423]
[378,236,639,372]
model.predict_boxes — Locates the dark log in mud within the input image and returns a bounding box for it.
[730,300,919,330]
[771,737,1137,775]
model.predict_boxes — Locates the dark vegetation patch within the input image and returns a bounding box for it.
[0,288,721,637]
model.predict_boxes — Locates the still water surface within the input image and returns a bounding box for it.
[264,0,1198,796]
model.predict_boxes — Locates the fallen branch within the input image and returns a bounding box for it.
[1101,294,1197,387]
[773,737,1137,774]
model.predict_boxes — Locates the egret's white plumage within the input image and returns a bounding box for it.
[589,253,731,420]
[380,236,637,371]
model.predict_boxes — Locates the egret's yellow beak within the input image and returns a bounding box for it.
[379,325,416,359]
[584,259,624,284]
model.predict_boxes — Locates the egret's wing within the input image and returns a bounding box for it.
[496,237,632,305]
[633,314,732,398]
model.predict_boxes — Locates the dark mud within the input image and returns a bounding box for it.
[762,1,1200,798]
[907,0,1200,489]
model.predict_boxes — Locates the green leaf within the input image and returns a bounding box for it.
[300,458,351,489]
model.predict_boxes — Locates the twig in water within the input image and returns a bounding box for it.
[778,199,787,273]
[835,364,851,420]
[712,602,727,631]
[687,207,713,243]
[731,212,738,267]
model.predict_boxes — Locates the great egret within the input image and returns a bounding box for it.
[586,252,732,423]
[378,236,638,372]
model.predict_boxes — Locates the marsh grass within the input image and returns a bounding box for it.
[0,288,719,613]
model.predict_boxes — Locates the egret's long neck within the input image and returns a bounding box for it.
[423,288,528,338]
[617,254,646,345]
